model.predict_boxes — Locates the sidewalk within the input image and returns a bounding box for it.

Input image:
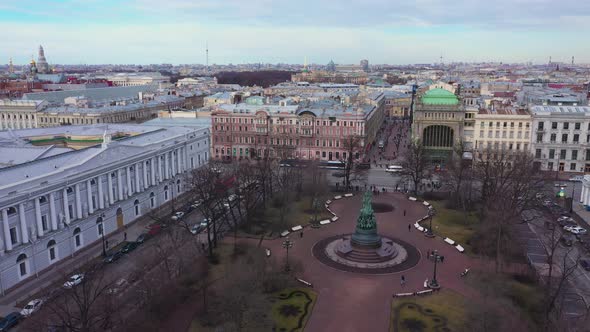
[0,197,186,316]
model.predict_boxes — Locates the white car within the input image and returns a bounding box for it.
[564,225,587,235]
[171,211,185,221]
[228,194,237,202]
[385,165,403,173]
[63,274,84,288]
[191,200,203,209]
[570,175,584,182]
[190,220,209,235]
[20,298,43,316]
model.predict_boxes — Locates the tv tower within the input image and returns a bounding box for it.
[206,42,209,71]
[572,56,575,65]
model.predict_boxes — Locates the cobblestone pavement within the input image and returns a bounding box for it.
[254,193,479,332]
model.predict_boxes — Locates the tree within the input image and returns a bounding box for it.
[400,139,429,195]
[341,135,365,190]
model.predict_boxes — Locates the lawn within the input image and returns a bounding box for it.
[270,287,317,332]
[390,290,467,332]
[427,201,479,254]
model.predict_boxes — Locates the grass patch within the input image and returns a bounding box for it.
[428,201,479,254]
[391,290,467,332]
[271,287,317,332]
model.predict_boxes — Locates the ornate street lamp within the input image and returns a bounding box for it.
[425,209,435,238]
[282,237,294,272]
[428,250,441,289]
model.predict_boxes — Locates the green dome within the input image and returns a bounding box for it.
[421,88,459,105]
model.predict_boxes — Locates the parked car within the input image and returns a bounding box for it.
[191,200,203,209]
[171,211,185,221]
[557,216,576,226]
[190,220,209,235]
[103,251,123,264]
[570,175,584,182]
[580,259,590,271]
[0,312,22,331]
[20,299,44,317]
[147,224,162,236]
[561,235,574,247]
[136,233,147,244]
[121,242,139,253]
[107,278,128,295]
[386,165,403,173]
[63,274,84,288]
[564,225,588,235]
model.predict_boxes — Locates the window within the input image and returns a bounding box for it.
[134,199,140,216]
[535,149,542,158]
[570,163,577,171]
[536,133,543,143]
[164,186,169,201]
[17,254,28,278]
[552,122,558,129]
[560,150,567,159]
[548,162,554,170]
[562,134,568,143]
[538,122,544,130]
[47,240,57,263]
[587,150,590,161]
[575,123,581,130]
[549,149,555,159]
[564,122,569,130]
[574,134,580,143]
[572,150,578,160]
[176,179,181,193]
[150,192,156,208]
[73,227,82,248]
[41,215,48,232]
[9,226,19,244]
[550,133,556,142]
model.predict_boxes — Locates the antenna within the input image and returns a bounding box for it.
[206,41,209,70]
[549,56,552,65]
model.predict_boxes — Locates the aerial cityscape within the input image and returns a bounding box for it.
[1,1,590,332]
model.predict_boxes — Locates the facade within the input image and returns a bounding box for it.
[292,71,369,85]
[0,125,209,291]
[0,100,48,130]
[412,88,465,163]
[106,73,169,87]
[530,105,590,173]
[382,91,411,117]
[211,95,385,161]
[472,108,532,157]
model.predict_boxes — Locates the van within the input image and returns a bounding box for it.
[386,165,403,173]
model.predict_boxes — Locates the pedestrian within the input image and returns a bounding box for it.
[124,232,127,241]
[105,240,109,248]
[401,275,406,286]
[408,224,411,232]
[441,256,445,263]
[403,209,406,216]
[300,231,303,238]
[201,242,206,252]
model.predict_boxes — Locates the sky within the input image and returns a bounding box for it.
[1,0,589,65]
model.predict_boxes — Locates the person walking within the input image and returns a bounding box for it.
[300,231,304,238]
[401,275,406,286]
[441,256,445,263]
[408,224,412,232]
[403,209,407,216]
[124,232,127,241]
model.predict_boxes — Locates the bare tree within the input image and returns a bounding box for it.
[400,139,429,195]
[341,135,364,190]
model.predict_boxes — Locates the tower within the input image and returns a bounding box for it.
[303,56,308,72]
[205,41,209,71]
[572,56,575,65]
[37,45,49,74]
[8,58,13,74]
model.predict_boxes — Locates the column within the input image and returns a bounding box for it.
[2,209,12,251]
[177,148,183,173]
[107,173,114,204]
[98,175,105,209]
[117,169,123,200]
[49,192,58,231]
[143,161,148,189]
[18,203,29,243]
[63,189,70,224]
[171,151,176,176]
[87,180,94,215]
[127,167,133,196]
[165,153,170,179]
[135,163,141,193]
[580,186,586,203]
[184,146,189,171]
[158,156,163,182]
[34,198,44,238]
[151,158,156,186]
[74,184,82,219]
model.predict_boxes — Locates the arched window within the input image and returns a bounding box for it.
[134,199,140,216]
[164,186,169,201]
[38,196,47,204]
[150,192,156,208]
[176,179,181,193]
[6,207,16,216]
[47,240,57,263]
[16,253,28,278]
[73,227,82,249]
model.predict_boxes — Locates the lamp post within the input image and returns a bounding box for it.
[282,237,294,272]
[570,181,576,213]
[99,213,107,257]
[428,250,441,289]
[425,210,435,238]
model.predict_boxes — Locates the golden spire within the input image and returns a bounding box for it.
[30,55,36,65]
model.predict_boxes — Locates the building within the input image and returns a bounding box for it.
[382,91,411,118]
[106,73,169,87]
[360,60,369,72]
[411,87,465,164]
[472,107,531,157]
[0,124,209,291]
[211,95,385,161]
[530,105,590,173]
[23,85,159,105]
[291,71,368,85]
[0,100,48,130]
[36,46,50,74]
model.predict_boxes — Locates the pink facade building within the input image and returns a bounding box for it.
[211,95,385,161]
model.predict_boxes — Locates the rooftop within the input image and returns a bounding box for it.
[421,88,460,105]
[530,105,590,115]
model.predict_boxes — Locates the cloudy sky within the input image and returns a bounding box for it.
[1,0,589,65]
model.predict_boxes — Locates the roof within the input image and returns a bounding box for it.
[530,105,590,115]
[421,88,460,105]
[22,85,159,104]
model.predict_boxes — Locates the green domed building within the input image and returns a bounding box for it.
[411,87,465,164]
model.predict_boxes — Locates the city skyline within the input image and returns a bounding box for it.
[1,0,589,65]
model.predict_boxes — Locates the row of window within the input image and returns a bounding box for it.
[216,147,360,160]
[536,133,589,144]
[214,117,361,127]
[476,142,529,151]
[482,121,530,129]
[0,113,35,120]
[479,130,530,139]
[536,148,590,161]
[538,121,587,131]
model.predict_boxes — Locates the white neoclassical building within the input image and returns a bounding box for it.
[0,125,209,292]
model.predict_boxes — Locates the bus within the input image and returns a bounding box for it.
[318,161,346,169]
[385,165,403,173]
